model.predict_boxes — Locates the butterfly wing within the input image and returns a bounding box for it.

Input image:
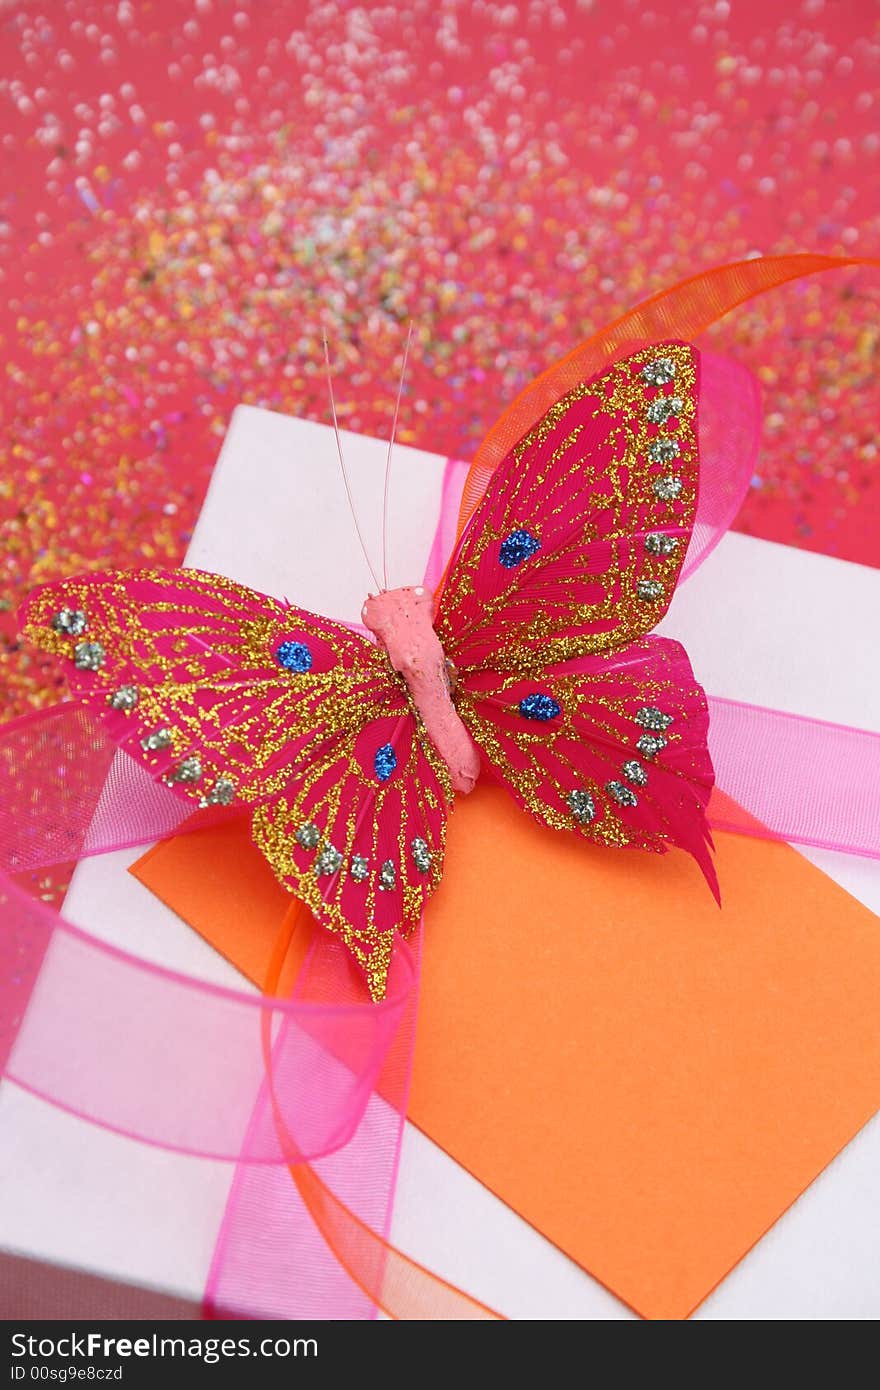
[251,709,450,1000]
[22,567,451,998]
[437,342,699,672]
[437,343,716,883]
[454,637,716,888]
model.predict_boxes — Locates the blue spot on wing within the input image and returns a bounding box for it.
[374,742,398,781]
[499,529,541,569]
[519,693,561,722]
[276,640,312,673]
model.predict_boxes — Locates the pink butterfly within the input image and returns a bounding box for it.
[21,340,714,1000]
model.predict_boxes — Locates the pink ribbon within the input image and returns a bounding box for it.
[708,698,880,859]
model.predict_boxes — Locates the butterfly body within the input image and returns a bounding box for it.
[362,585,481,795]
[22,342,717,1000]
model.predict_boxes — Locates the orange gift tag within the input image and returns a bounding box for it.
[132,785,880,1319]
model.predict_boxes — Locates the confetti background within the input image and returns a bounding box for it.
[2,0,879,718]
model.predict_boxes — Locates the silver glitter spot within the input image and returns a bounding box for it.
[315,844,343,877]
[52,608,88,636]
[607,780,638,808]
[168,755,203,784]
[652,475,683,502]
[295,822,320,850]
[141,727,173,752]
[647,436,681,464]
[411,837,432,873]
[637,578,665,602]
[642,357,677,386]
[644,531,679,557]
[646,395,683,425]
[73,640,105,671]
[379,859,396,892]
[636,733,667,759]
[109,684,139,711]
[199,777,235,808]
[350,854,369,883]
[622,759,648,788]
[567,789,596,824]
[635,706,674,732]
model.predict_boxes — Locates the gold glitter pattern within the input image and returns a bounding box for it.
[451,636,713,860]
[252,722,450,1001]
[437,343,698,674]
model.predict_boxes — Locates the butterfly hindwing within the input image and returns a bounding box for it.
[252,710,451,1000]
[455,635,716,889]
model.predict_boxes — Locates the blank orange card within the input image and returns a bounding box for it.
[132,785,880,1320]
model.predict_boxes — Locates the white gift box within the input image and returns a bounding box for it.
[1,404,878,1320]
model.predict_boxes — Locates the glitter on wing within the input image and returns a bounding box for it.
[21,566,404,807]
[436,345,700,675]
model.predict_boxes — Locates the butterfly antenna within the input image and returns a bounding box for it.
[380,319,414,591]
[322,330,383,593]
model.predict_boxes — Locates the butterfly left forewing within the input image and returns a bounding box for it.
[21,566,397,808]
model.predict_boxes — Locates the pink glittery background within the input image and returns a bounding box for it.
[1,0,878,718]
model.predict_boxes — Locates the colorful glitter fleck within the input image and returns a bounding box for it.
[1,2,877,722]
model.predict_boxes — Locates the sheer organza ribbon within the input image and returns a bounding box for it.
[0,254,878,1320]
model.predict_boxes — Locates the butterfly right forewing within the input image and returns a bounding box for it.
[437,344,700,676]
